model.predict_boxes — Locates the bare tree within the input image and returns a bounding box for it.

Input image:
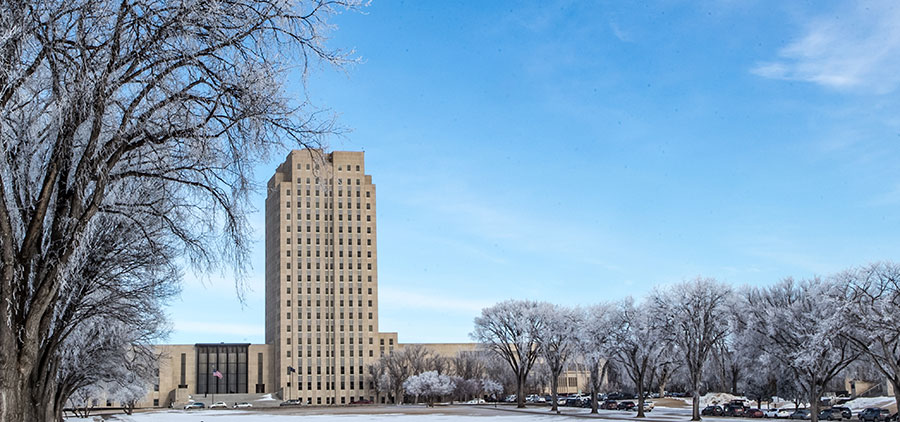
[838,262,900,412]
[537,304,582,413]
[742,278,859,422]
[609,297,671,418]
[452,350,487,380]
[650,277,732,421]
[579,303,615,414]
[471,300,548,408]
[0,0,360,420]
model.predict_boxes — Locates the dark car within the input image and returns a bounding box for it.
[832,407,853,420]
[602,400,619,410]
[607,392,626,400]
[790,409,812,420]
[746,409,765,418]
[279,399,302,407]
[618,401,636,411]
[349,399,372,405]
[703,406,724,416]
[565,397,581,407]
[820,409,844,421]
[725,405,746,417]
[859,408,891,422]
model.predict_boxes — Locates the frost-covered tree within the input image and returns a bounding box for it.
[650,277,732,421]
[45,203,176,420]
[403,371,456,407]
[481,378,504,401]
[837,262,900,411]
[375,344,436,405]
[609,297,671,418]
[578,303,616,414]
[742,278,859,422]
[471,300,549,408]
[536,304,582,413]
[0,0,360,420]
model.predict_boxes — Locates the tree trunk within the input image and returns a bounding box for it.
[516,373,525,408]
[637,371,646,418]
[809,385,820,422]
[550,374,559,413]
[0,364,58,422]
[692,386,702,421]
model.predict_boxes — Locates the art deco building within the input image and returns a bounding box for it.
[265,149,398,405]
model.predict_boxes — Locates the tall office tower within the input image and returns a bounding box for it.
[266,150,397,406]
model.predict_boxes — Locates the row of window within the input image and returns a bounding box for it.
[286,179,368,193]
[287,299,373,308]
[285,199,371,209]
[285,226,372,235]
[285,274,374,283]
[285,349,375,358]
[286,262,373,271]
[286,287,372,295]
[287,250,373,259]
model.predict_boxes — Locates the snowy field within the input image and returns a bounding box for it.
[65,409,571,422]
[63,397,900,422]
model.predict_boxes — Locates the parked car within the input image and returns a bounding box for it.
[503,395,517,403]
[464,398,486,404]
[790,409,812,420]
[764,408,780,418]
[183,402,205,410]
[565,396,581,407]
[725,405,746,417]
[233,402,252,409]
[526,394,546,404]
[642,401,655,412]
[832,407,853,420]
[618,401,636,411]
[746,409,766,418]
[777,409,796,419]
[557,396,567,406]
[350,398,372,405]
[279,399,302,407]
[820,409,844,421]
[602,400,619,410]
[859,408,891,422]
[702,405,724,416]
[607,392,626,400]
[209,402,227,409]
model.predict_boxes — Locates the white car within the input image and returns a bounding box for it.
[234,402,253,408]
[777,409,795,418]
[465,398,486,404]
[209,401,227,409]
[764,409,780,418]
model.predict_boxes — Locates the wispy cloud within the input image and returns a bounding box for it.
[751,2,900,93]
[609,22,632,42]
[175,321,264,337]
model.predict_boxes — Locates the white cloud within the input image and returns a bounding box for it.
[175,321,264,337]
[751,2,900,93]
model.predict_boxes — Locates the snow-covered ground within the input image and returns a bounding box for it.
[64,409,568,422]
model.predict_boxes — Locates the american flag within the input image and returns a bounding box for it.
[212,370,223,379]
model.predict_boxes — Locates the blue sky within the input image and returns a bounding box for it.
[166,1,900,344]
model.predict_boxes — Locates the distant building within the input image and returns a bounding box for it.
[138,150,479,409]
